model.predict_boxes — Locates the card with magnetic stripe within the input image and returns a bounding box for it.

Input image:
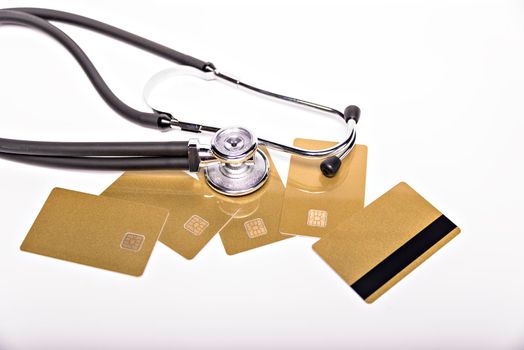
[313,182,460,303]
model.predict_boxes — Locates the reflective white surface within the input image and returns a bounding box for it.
[1,0,523,349]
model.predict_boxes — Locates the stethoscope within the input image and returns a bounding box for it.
[0,8,360,196]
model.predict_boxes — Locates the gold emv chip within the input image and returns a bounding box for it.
[244,218,268,238]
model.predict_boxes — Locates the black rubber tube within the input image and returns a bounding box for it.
[0,153,190,170]
[0,137,188,157]
[0,8,209,170]
[0,9,166,129]
[7,7,213,71]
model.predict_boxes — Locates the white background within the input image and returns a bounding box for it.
[1,0,523,349]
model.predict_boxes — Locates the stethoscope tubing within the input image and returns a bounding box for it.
[0,7,358,173]
[0,8,205,169]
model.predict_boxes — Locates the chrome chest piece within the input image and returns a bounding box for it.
[203,127,270,196]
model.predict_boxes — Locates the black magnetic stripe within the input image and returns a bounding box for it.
[351,214,457,300]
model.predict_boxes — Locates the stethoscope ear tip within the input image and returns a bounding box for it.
[320,156,342,178]
[344,105,361,124]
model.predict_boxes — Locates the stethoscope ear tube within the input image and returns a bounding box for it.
[0,137,198,170]
[6,7,213,71]
[320,105,360,177]
[0,153,192,170]
[0,8,214,130]
[0,138,190,157]
[144,66,360,177]
[0,8,211,171]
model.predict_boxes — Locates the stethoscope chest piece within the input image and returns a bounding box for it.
[204,127,270,196]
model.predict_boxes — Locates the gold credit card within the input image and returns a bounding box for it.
[102,171,231,260]
[217,148,291,255]
[313,182,460,303]
[20,188,169,276]
[279,139,368,237]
